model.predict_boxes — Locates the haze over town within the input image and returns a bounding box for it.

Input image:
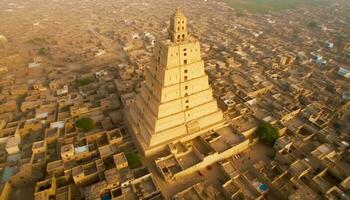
[0,0,349,199]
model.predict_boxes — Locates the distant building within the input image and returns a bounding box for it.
[131,32,140,39]
[325,41,334,48]
[0,35,8,42]
[278,54,295,66]
[144,32,156,45]
[5,137,20,154]
[310,52,326,65]
[94,70,108,78]
[0,66,8,73]
[56,85,68,96]
[113,153,128,170]
[28,62,41,68]
[337,67,350,78]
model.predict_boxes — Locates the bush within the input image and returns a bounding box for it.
[256,122,279,145]
[38,47,46,55]
[76,118,95,132]
[307,21,318,29]
[77,78,93,86]
[125,152,141,169]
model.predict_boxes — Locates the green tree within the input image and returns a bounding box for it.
[256,122,279,145]
[307,20,318,29]
[76,78,93,86]
[76,118,95,132]
[38,47,46,55]
[125,152,142,169]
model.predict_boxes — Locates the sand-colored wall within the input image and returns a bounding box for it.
[172,139,250,180]
[0,182,12,200]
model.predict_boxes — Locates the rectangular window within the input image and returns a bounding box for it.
[184,69,188,73]
[185,86,188,90]
[184,59,187,64]
[184,76,188,81]
[184,53,187,56]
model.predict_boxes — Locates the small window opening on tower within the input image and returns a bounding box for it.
[184,69,188,73]
[184,59,187,64]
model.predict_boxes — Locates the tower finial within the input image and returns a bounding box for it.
[169,8,188,43]
[174,7,184,17]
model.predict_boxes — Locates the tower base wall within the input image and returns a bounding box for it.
[124,106,227,157]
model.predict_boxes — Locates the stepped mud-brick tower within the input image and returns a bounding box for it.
[125,8,226,156]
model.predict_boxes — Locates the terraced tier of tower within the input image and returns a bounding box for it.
[125,9,226,156]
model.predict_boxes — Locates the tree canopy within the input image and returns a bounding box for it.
[256,122,279,145]
[37,47,47,55]
[125,152,142,169]
[307,20,318,29]
[76,117,95,132]
[76,78,93,87]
